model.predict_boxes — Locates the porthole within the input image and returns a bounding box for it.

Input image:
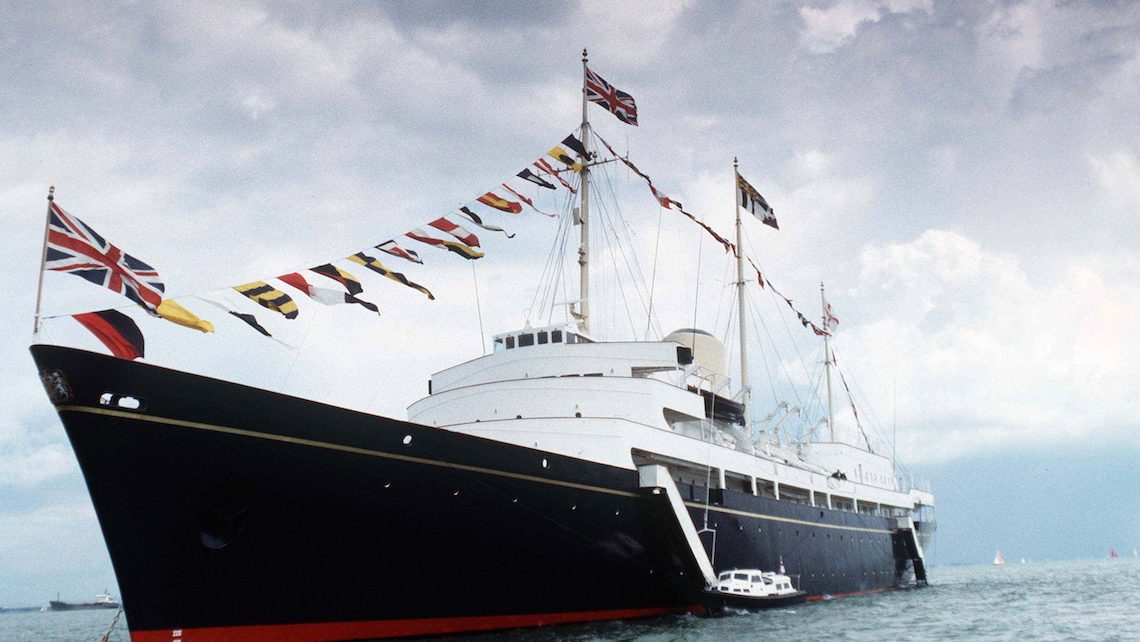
[402,435,412,445]
[541,458,549,469]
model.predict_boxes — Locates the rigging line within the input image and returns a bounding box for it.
[765,281,821,402]
[533,195,574,324]
[690,225,705,342]
[604,210,652,339]
[746,291,810,413]
[713,259,735,342]
[542,204,574,324]
[644,199,664,339]
[596,200,640,338]
[471,261,485,355]
[530,174,578,323]
[593,162,655,335]
[833,345,891,451]
[742,290,780,411]
[365,261,437,413]
[590,133,663,339]
[278,295,326,392]
[544,198,576,321]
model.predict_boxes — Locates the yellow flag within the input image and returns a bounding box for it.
[547,145,583,172]
[157,299,214,333]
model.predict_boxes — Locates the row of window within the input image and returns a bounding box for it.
[494,330,591,351]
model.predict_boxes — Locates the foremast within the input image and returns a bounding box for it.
[577,48,592,335]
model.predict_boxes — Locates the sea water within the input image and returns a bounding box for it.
[2,559,1136,641]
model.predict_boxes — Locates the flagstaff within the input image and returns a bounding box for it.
[32,185,55,336]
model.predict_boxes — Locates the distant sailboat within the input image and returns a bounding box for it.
[993,550,1006,566]
[1109,548,1119,559]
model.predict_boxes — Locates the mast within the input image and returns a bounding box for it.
[577,48,592,334]
[33,186,55,336]
[734,159,751,424]
[822,282,835,441]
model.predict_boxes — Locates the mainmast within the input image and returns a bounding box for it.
[577,48,592,335]
[822,282,835,441]
[734,159,751,424]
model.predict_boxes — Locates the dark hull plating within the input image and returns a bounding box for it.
[31,345,909,641]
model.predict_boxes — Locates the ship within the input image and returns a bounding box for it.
[30,53,935,641]
[48,591,120,611]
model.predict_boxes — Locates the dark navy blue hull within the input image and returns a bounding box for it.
[31,345,910,641]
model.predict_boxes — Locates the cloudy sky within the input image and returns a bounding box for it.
[2,0,1139,605]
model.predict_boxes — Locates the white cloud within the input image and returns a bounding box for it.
[800,0,932,54]
[1090,151,1140,206]
[838,230,1140,464]
[0,446,75,486]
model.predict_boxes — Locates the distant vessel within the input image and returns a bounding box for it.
[48,591,119,611]
[993,550,1006,566]
[1109,548,1119,559]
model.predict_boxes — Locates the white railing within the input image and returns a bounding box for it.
[895,474,932,493]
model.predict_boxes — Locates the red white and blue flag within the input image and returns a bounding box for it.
[45,202,165,312]
[585,67,638,126]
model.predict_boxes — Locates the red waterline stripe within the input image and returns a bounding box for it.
[805,587,891,602]
[130,606,691,642]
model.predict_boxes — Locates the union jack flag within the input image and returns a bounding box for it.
[45,201,165,312]
[585,67,638,126]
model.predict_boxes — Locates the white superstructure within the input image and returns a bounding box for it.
[409,324,934,521]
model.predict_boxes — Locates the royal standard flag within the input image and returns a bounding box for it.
[737,172,778,230]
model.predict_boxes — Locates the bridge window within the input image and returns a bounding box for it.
[552,330,563,343]
[518,333,535,347]
[506,336,515,349]
[537,331,548,344]
[493,337,505,353]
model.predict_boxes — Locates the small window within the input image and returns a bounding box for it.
[551,330,563,343]
[733,572,748,581]
[493,337,505,353]
[537,331,548,344]
[518,333,535,347]
[565,333,577,344]
[506,336,515,349]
